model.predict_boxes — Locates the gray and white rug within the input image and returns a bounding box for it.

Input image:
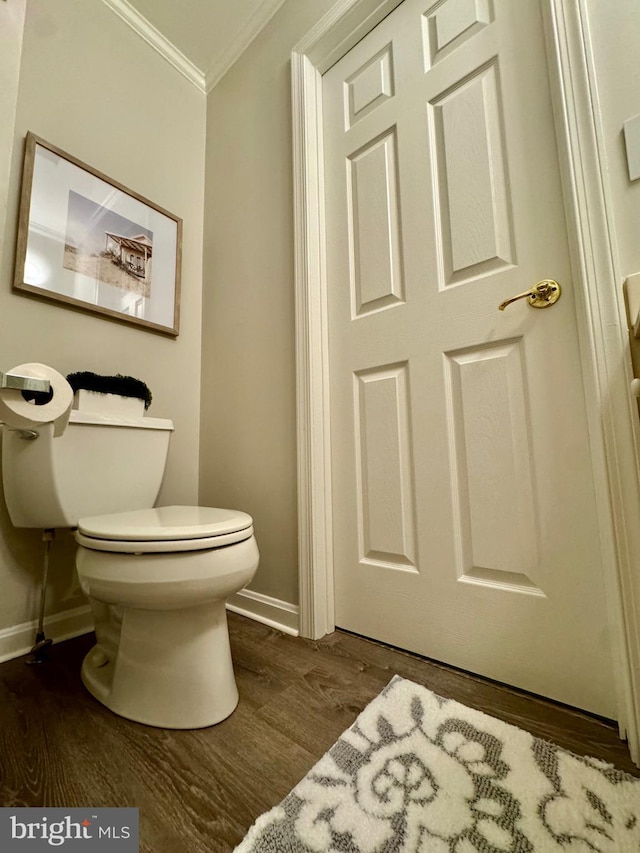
[235,676,640,852]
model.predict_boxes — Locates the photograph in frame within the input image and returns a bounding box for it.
[14,133,181,336]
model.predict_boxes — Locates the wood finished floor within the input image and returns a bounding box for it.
[0,612,636,852]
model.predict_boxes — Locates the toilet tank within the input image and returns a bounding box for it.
[1,411,174,528]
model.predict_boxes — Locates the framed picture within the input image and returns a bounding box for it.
[14,132,182,336]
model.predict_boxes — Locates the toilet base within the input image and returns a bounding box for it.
[81,600,239,728]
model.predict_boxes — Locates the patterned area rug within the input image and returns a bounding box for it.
[235,676,640,852]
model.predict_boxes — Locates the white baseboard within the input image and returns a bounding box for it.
[0,591,298,664]
[0,604,94,664]
[227,588,299,636]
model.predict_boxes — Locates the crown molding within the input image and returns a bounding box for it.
[101,0,206,94]
[205,0,288,93]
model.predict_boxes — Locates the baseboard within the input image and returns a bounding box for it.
[0,593,298,664]
[227,588,299,636]
[0,604,94,664]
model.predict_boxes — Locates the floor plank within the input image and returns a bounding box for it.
[0,613,636,852]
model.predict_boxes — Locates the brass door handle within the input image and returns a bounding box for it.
[498,280,562,311]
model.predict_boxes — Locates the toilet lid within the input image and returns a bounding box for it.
[77,505,253,542]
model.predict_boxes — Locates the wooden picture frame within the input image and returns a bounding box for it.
[14,132,182,336]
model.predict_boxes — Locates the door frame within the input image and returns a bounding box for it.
[292,0,640,761]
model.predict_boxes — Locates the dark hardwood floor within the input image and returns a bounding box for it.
[0,612,636,852]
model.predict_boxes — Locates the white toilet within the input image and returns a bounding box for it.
[1,406,258,729]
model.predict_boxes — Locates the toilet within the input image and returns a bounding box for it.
[1,405,258,729]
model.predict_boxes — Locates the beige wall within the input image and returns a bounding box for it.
[2,0,634,630]
[200,0,336,605]
[0,0,27,260]
[0,0,206,631]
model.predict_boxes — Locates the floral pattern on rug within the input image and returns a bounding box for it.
[235,676,640,852]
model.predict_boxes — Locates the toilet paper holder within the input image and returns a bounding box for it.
[0,371,51,394]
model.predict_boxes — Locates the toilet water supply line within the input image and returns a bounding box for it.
[26,529,55,665]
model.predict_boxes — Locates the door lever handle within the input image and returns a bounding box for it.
[498,279,562,311]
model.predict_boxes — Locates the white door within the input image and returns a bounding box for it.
[323,0,615,717]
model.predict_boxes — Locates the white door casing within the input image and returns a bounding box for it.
[292,0,640,760]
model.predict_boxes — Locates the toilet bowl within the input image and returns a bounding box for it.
[75,505,259,729]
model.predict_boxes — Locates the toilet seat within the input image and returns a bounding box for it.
[76,505,253,553]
